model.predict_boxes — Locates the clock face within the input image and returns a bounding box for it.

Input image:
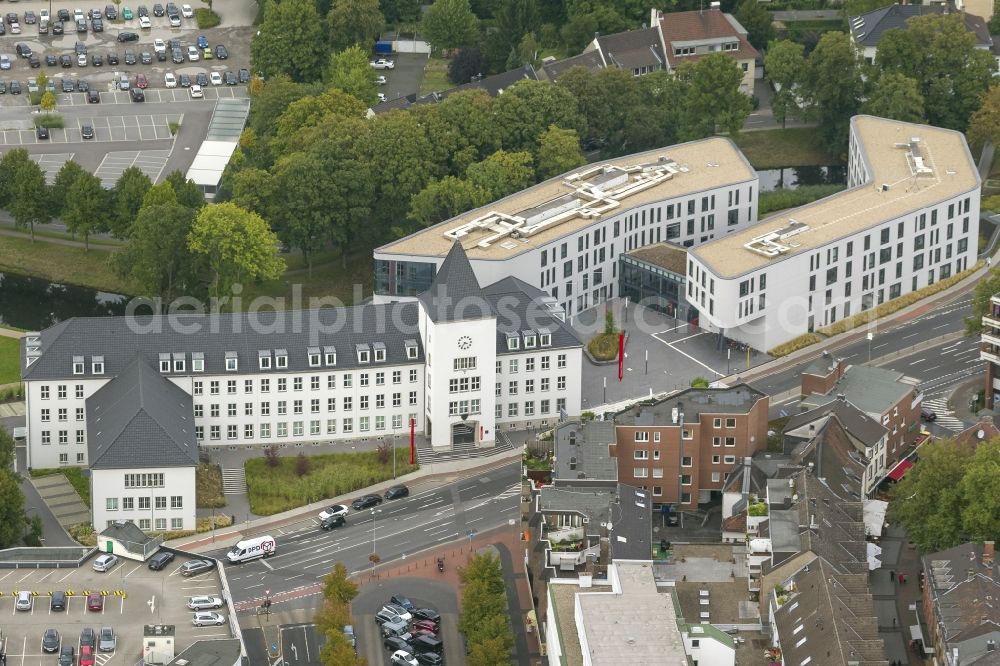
[457,335,472,350]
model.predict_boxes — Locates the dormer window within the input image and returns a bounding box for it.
[373,342,386,363]
[159,353,171,373]
[259,350,271,370]
[73,356,84,375]
[506,332,520,351]
[357,344,371,364]
[192,352,204,372]
[523,330,536,349]
[275,349,288,369]
[324,346,337,366]
[173,353,185,373]
[225,352,238,372]
[405,339,418,360]
[308,347,321,367]
[92,356,104,374]
[539,328,552,347]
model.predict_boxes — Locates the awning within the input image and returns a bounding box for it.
[887,459,913,481]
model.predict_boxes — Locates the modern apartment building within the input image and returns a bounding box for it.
[374,139,759,318]
[688,116,980,351]
[610,385,769,508]
[981,293,1000,409]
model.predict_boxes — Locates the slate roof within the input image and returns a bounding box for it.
[480,276,583,354]
[86,357,199,470]
[592,27,666,71]
[553,420,617,482]
[784,400,887,448]
[850,3,993,47]
[923,542,1000,654]
[539,51,605,81]
[658,8,760,67]
[790,416,868,502]
[436,64,538,99]
[418,241,491,323]
[803,364,916,418]
[22,303,425,381]
[99,519,156,546]
[614,383,767,425]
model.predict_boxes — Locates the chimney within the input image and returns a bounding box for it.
[710,1,721,8]
[837,393,847,402]
[783,496,792,509]
[984,541,995,567]
[983,415,995,426]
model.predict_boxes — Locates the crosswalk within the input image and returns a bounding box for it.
[221,467,247,495]
[920,395,966,432]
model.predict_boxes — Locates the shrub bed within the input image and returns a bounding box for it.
[196,463,226,508]
[459,552,513,662]
[758,184,845,216]
[767,333,822,358]
[32,467,91,507]
[245,448,418,515]
[195,8,220,28]
[32,114,65,129]
[587,333,619,361]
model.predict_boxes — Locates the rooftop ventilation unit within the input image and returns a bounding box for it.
[744,220,810,257]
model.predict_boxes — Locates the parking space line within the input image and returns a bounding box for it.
[58,571,74,582]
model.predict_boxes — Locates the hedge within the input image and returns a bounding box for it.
[768,333,822,358]
[195,8,220,28]
[758,184,845,217]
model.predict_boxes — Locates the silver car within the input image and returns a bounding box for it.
[192,611,225,626]
[15,590,32,611]
[92,554,119,572]
[98,627,116,652]
[186,595,223,610]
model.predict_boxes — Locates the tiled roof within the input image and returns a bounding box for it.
[784,400,887,448]
[658,8,760,67]
[480,276,583,354]
[850,3,993,47]
[436,64,538,99]
[593,27,665,71]
[539,51,605,81]
[923,542,1000,651]
[418,241,490,323]
[953,416,1000,446]
[86,357,199,470]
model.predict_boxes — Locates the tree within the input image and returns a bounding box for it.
[764,39,806,129]
[968,85,1000,151]
[488,0,538,71]
[0,470,26,549]
[229,167,275,217]
[111,166,153,238]
[958,440,1000,542]
[142,181,179,208]
[50,160,88,217]
[63,171,110,250]
[448,47,484,85]
[274,88,366,152]
[321,562,359,605]
[559,67,638,154]
[380,0,420,23]
[465,150,534,201]
[802,31,862,153]
[623,71,683,153]
[247,75,313,139]
[861,71,924,123]
[506,31,540,70]
[0,148,33,211]
[39,91,56,112]
[251,0,327,82]
[326,0,384,52]
[187,203,285,301]
[165,171,205,209]
[437,89,501,168]
[734,0,774,50]
[313,562,361,666]
[324,45,379,104]
[0,427,15,471]
[676,52,752,140]
[467,636,513,666]
[407,176,486,230]
[269,152,332,274]
[112,204,200,304]
[492,79,584,155]
[536,125,584,179]
[421,0,480,51]
[6,151,51,241]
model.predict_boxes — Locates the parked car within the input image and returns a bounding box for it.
[369,58,395,69]
[921,407,937,422]
[153,3,164,15]
[42,628,60,653]
[196,34,208,48]
[107,51,119,65]
[77,53,87,66]
[390,595,415,612]
[92,554,119,572]
[98,627,116,652]
[192,611,225,627]
[343,625,356,651]
[186,45,198,61]
[181,559,215,577]
[79,645,95,666]
[78,79,90,92]
[38,20,49,34]
[58,645,75,666]
[385,639,415,655]
[91,18,102,31]
[15,589,31,610]
[87,592,103,611]
[168,13,180,25]
[195,71,208,86]
[412,608,440,623]
[164,72,176,87]
[75,41,87,54]
[81,123,94,138]
[105,5,117,18]
[140,51,151,64]
[320,514,345,530]
[153,37,166,52]
[80,627,96,650]
[380,603,412,622]
[28,54,39,68]
[138,5,149,17]
[50,590,67,611]
[414,654,442,666]
[60,54,72,67]
[381,620,412,641]
[10,22,20,34]
[352,494,382,510]
[214,43,227,59]
[178,72,190,87]
[0,81,6,94]
[123,5,133,18]
[124,49,136,64]
[187,596,223,610]
[319,504,348,521]
[188,83,202,98]
[76,19,87,32]
[171,47,183,63]
[9,80,21,94]
[238,67,250,84]
[45,54,57,65]
[24,10,36,23]
[209,71,221,85]
[1,54,12,70]
[389,650,418,666]
[52,20,64,34]
[138,15,150,27]
[91,53,103,66]
[58,9,72,21]
[409,635,443,655]
[117,30,138,41]
[374,608,405,625]
[181,3,193,17]
[384,485,409,501]
[87,89,99,103]
[147,550,174,570]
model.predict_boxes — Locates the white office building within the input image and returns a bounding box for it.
[374,138,760,318]
[687,116,980,351]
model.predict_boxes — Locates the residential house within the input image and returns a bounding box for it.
[654,5,759,92]
[849,2,993,64]
[582,26,666,77]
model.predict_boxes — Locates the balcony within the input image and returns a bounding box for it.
[982,343,1000,365]
[984,313,1000,330]
[983,329,1000,348]
[546,525,584,543]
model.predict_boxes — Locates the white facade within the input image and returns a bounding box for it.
[25,377,107,470]
[494,347,583,432]
[91,466,196,533]
[683,625,736,666]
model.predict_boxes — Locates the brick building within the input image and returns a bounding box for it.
[611,385,768,508]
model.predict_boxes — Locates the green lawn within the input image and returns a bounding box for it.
[196,463,226,509]
[245,448,418,516]
[734,128,841,169]
[0,234,135,294]
[32,467,91,507]
[0,337,19,385]
[420,56,451,97]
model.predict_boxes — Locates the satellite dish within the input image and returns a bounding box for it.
[978,429,985,440]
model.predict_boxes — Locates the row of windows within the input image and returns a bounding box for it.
[125,473,165,488]
[106,518,184,531]
[195,413,419,440]
[496,398,566,419]
[40,407,84,422]
[39,430,85,445]
[157,343,419,374]
[194,392,421,418]
[192,370,420,396]
[54,452,85,464]
[497,377,566,395]
[38,384,86,400]
[495,355,566,374]
[106,495,183,511]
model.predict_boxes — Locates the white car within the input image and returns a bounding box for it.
[139,15,151,28]
[377,92,386,102]
[189,84,203,98]
[78,53,87,66]
[390,651,418,666]
[186,45,199,61]
[186,596,223,610]
[10,22,20,34]
[210,71,222,85]
[164,72,176,88]
[375,75,386,85]
[168,13,181,26]
[192,611,226,627]
[74,8,85,22]
[181,3,193,17]
[380,604,412,622]
[153,38,166,53]
[40,9,51,22]
[318,504,348,521]
[0,55,10,70]
[369,58,395,70]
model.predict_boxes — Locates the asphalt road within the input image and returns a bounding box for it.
[211,461,521,612]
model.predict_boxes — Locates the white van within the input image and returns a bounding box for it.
[226,535,276,564]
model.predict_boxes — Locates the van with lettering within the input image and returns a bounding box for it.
[226,535,276,564]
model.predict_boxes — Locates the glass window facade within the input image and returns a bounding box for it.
[375,259,436,297]
[618,254,696,322]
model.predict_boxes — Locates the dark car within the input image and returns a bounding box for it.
[140,51,151,64]
[147,550,174,570]
[61,78,75,92]
[180,559,215,577]
[52,20,64,34]
[415,654,443,666]
[75,41,87,54]
[352,494,382,510]
[384,484,409,501]
[0,23,7,35]
[91,53,102,66]
[5,12,17,24]
[0,81,6,94]
[156,49,166,61]
[320,514,345,530]
[171,48,183,63]
[42,629,60,653]
[51,590,67,610]
[28,54,40,68]
[215,44,228,59]
[80,627,96,649]
[16,43,32,58]
[195,71,208,86]
[81,123,94,138]
[60,54,73,67]
[78,79,90,92]
[46,54,58,66]
[178,72,190,87]
[412,608,440,623]
[921,408,937,422]
[86,89,99,103]
[77,19,87,32]
[166,2,177,14]
[117,31,138,42]
[153,3,164,16]
[38,21,49,34]
[224,70,236,85]
[107,51,119,65]
[10,80,21,94]
[91,18,102,31]
[58,9,71,21]
[124,49,136,64]
[25,10,37,23]
[168,37,180,49]
[390,595,415,611]
[138,5,149,16]
[238,67,250,84]
[105,4,117,18]
[383,636,412,653]
[410,635,442,655]
[58,645,75,666]
[36,124,49,139]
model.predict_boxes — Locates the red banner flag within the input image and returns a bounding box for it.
[618,331,625,382]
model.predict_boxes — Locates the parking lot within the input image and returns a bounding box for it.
[0,552,232,666]
[0,113,180,145]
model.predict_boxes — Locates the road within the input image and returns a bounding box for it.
[210,461,521,613]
